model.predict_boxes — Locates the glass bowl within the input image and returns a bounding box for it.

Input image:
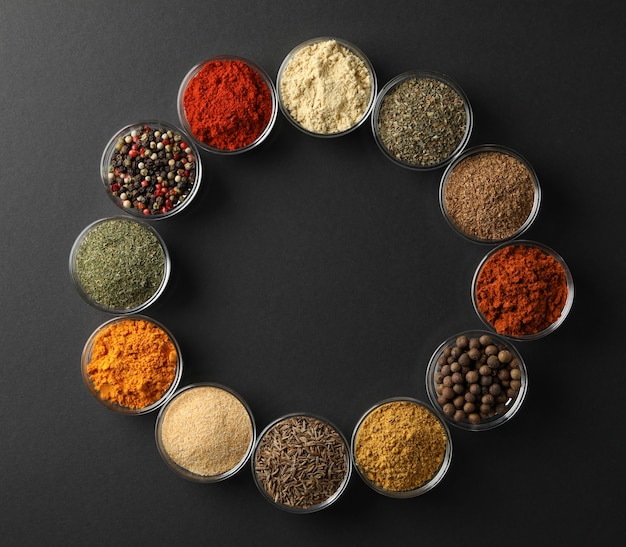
[440,145,541,244]
[351,397,452,498]
[472,240,575,340]
[276,37,377,137]
[100,120,202,220]
[252,413,352,513]
[177,55,278,154]
[69,217,171,314]
[81,315,182,415]
[155,383,256,483]
[425,331,528,431]
[372,70,473,170]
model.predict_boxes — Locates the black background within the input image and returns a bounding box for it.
[2,1,624,545]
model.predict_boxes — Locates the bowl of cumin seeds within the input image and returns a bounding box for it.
[252,413,352,513]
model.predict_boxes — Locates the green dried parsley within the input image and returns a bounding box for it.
[75,218,166,310]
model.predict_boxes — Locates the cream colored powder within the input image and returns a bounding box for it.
[280,39,372,134]
[160,386,253,477]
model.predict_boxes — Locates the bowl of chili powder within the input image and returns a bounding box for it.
[100,121,202,220]
[177,55,278,154]
[472,240,575,340]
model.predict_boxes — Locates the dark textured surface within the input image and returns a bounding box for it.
[1,1,624,544]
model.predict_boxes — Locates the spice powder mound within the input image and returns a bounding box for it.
[354,400,448,491]
[444,151,536,241]
[160,386,253,477]
[87,318,178,409]
[280,39,372,134]
[475,245,568,336]
[254,415,349,509]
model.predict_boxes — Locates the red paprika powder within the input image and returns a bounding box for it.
[474,244,569,337]
[182,58,273,151]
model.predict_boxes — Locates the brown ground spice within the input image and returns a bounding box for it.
[354,400,448,491]
[444,151,536,241]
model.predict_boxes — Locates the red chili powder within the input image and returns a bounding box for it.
[183,59,273,150]
[475,245,568,336]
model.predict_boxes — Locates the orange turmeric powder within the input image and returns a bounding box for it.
[87,318,178,409]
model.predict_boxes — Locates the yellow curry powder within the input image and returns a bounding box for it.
[354,400,448,491]
[87,318,178,409]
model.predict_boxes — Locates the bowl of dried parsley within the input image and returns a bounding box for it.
[251,413,352,512]
[439,145,542,244]
[372,70,472,170]
[100,120,202,219]
[69,216,171,314]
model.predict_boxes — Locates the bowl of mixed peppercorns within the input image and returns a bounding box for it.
[425,330,528,431]
[100,121,203,220]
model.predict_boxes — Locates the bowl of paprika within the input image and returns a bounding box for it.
[100,120,202,220]
[81,315,183,415]
[472,240,575,340]
[177,55,278,154]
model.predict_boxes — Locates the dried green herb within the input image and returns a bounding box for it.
[254,415,349,509]
[378,76,467,167]
[75,218,166,310]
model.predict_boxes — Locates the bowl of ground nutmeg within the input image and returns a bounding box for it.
[277,37,377,137]
[100,120,202,219]
[81,315,182,415]
[440,145,541,243]
[425,331,528,431]
[372,70,472,170]
[352,397,452,498]
[155,383,256,482]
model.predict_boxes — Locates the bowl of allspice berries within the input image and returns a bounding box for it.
[425,331,528,431]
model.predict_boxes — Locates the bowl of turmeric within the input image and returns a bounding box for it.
[81,315,183,415]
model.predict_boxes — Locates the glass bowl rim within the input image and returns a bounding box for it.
[154,381,257,483]
[439,144,542,245]
[371,69,473,171]
[276,36,378,138]
[251,411,352,513]
[69,216,171,314]
[425,329,529,431]
[471,239,575,341]
[99,119,203,221]
[177,55,278,155]
[80,314,183,415]
[351,396,453,498]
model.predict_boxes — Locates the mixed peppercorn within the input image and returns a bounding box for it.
[106,125,197,216]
